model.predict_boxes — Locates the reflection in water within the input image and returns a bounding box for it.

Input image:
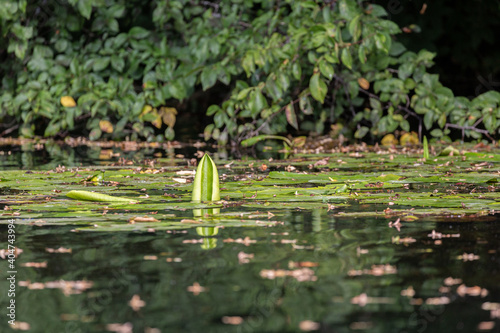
[1,212,499,333]
[196,227,219,250]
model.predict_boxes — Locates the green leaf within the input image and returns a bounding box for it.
[169,80,187,100]
[241,52,255,77]
[341,48,353,70]
[89,128,102,140]
[292,62,302,80]
[299,95,313,115]
[285,103,298,130]
[354,126,369,139]
[206,105,221,116]
[398,62,414,80]
[430,129,443,137]
[374,33,390,54]
[423,136,429,159]
[309,73,328,104]
[339,0,358,20]
[192,153,220,202]
[423,110,434,130]
[204,124,214,141]
[240,135,292,147]
[93,57,110,72]
[128,26,150,39]
[201,67,218,91]
[165,126,175,140]
[237,88,252,100]
[44,119,61,136]
[67,190,138,203]
[78,0,93,19]
[319,60,334,80]
[438,113,447,128]
[348,14,362,41]
[250,90,267,118]
[111,55,125,72]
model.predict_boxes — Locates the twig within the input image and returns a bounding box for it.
[445,123,494,141]
[0,125,19,137]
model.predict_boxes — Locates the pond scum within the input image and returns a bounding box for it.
[0,142,499,332]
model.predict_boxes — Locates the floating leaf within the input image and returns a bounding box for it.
[192,153,220,203]
[439,145,460,156]
[60,96,76,107]
[66,190,138,203]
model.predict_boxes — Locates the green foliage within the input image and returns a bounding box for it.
[0,0,498,142]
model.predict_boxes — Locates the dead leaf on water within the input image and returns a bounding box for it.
[9,321,30,330]
[299,320,320,331]
[45,247,72,253]
[21,262,47,268]
[222,316,244,325]
[187,282,206,295]
[128,294,146,311]
[106,322,133,333]
[128,216,160,223]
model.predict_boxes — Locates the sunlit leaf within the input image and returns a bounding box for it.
[99,120,114,133]
[357,77,370,90]
[381,134,398,146]
[60,96,76,107]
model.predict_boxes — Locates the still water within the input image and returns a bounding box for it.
[2,213,499,332]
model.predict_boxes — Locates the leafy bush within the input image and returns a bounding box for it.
[1,0,498,143]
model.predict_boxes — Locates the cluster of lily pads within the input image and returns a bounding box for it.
[0,147,498,235]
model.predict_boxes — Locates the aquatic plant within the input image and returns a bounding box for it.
[192,153,220,203]
[423,136,429,159]
[66,190,138,203]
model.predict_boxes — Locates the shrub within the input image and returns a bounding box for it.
[1,0,498,143]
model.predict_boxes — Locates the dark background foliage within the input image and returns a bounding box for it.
[1,0,499,144]
[376,0,500,97]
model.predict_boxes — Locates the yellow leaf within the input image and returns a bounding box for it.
[60,96,76,107]
[152,115,162,129]
[99,120,114,134]
[400,131,419,145]
[160,107,178,128]
[140,105,153,117]
[292,136,306,148]
[357,77,370,90]
[381,134,398,146]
